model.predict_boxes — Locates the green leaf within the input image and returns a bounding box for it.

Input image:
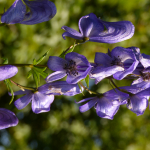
[4,79,14,104]
[32,69,40,88]
[2,58,8,64]
[33,66,48,78]
[27,70,32,78]
[34,51,49,65]
[59,41,76,58]
[78,83,84,96]
[85,75,89,88]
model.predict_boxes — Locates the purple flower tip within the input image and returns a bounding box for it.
[62,13,135,43]
[1,0,57,25]
[0,108,18,130]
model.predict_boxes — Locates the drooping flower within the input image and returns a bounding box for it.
[0,108,18,130]
[13,81,81,114]
[90,47,139,84]
[0,65,18,81]
[77,90,128,119]
[118,86,149,116]
[46,52,92,84]
[1,0,56,25]
[62,13,134,44]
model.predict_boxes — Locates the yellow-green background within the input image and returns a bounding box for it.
[0,0,150,150]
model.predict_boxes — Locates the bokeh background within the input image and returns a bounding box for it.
[1,0,150,150]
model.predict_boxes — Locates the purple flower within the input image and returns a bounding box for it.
[114,86,149,116]
[0,65,18,81]
[90,47,139,84]
[77,90,128,119]
[1,0,56,25]
[13,81,81,114]
[46,52,91,84]
[62,13,134,43]
[0,108,18,130]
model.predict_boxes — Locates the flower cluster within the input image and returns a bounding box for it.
[0,0,149,130]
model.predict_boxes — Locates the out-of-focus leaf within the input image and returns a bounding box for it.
[2,58,8,64]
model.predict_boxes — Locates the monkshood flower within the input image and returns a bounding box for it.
[1,0,56,25]
[90,47,139,84]
[77,90,128,119]
[117,86,149,116]
[0,65,18,81]
[13,81,81,114]
[46,52,91,84]
[62,13,134,43]
[0,108,18,130]
[132,67,150,91]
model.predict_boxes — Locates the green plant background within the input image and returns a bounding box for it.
[0,0,150,150]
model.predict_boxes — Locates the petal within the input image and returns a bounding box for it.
[79,13,104,37]
[0,65,18,81]
[61,26,83,40]
[111,47,137,62]
[12,89,31,95]
[79,98,98,113]
[127,95,148,116]
[94,52,112,66]
[0,108,18,129]
[38,81,81,96]
[14,93,33,110]
[89,19,134,43]
[21,0,56,25]
[66,66,91,84]
[47,56,67,71]
[140,53,150,68]
[32,92,54,114]
[1,0,26,24]
[45,71,66,83]
[113,60,139,80]
[65,52,91,66]
[96,98,120,120]
[90,65,124,84]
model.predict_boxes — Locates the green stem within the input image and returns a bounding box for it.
[10,80,36,91]
[110,79,132,95]
[79,81,98,95]
[0,64,47,68]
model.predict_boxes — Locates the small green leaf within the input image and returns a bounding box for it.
[2,58,8,64]
[78,83,84,96]
[35,51,49,65]
[4,79,14,104]
[85,75,89,88]
[33,66,48,78]
[32,69,40,88]
[27,70,32,78]
[59,41,76,58]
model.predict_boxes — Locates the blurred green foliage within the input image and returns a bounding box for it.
[0,0,150,150]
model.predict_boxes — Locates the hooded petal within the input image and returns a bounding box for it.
[47,56,67,71]
[14,92,33,110]
[89,19,134,43]
[38,81,81,96]
[21,0,56,25]
[140,53,150,68]
[65,52,91,66]
[32,92,54,114]
[0,108,18,129]
[127,95,148,116]
[61,26,83,40]
[0,65,18,81]
[1,0,26,24]
[94,52,112,66]
[45,71,66,83]
[79,13,104,37]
